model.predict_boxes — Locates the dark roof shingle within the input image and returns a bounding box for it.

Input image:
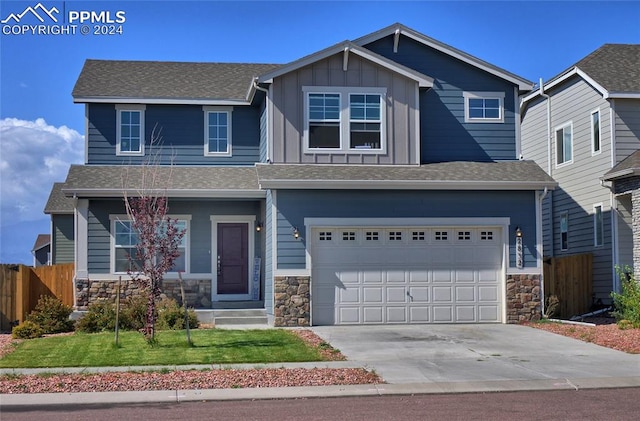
[603,150,640,180]
[572,44,640,93]
[72,60,281,101]
[44,182,75,214]
[32,234,50,252]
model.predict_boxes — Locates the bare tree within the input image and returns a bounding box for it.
[121,128,185,342]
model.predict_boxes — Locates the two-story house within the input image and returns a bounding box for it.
[521,44,640,306]
[53,23,555,326]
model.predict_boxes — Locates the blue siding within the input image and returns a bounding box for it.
[264,190,273,314]
[87,104,261,165]
[87,199,261,274]
[365,35,518,163]
[259,102,268,163]
[275,190,537,269]
[52,215,74,264]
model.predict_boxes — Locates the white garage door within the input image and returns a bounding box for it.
[311,226,503,325]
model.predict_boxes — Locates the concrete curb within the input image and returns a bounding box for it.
[3,377,640,408]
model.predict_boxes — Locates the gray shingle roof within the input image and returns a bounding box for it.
[72,60,281,101]
[32,234,50,252]
[603,150,640,180]
[572,44,640,93]
[62,165,262,197]
[44,182,75,214]
[256,161,557,190]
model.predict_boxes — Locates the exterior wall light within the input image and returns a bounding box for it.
[515,226,523,269]
[293,227,300,239]
[256,222,263,232]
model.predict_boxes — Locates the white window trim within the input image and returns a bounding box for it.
[203,106,233,157]
[560,212,569,251]
[109,214,191,275]
[555,121,573,168]
[591,108,602,156]
[593,203,604,247]
[115,104,146,156]
[463,91,505,123]
[302,86,387,155]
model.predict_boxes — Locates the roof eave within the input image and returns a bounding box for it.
[72,96,251,106]
[61,188,265,199]
[522,67,611,105]
[602,168,640,181]
[259,180,557,191]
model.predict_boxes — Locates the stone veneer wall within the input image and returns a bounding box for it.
[273,276,310,327]
[505,274,541,323]
[75,278,211,310]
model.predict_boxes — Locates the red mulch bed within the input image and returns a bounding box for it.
[0,329,380,394]
[524,318,640,354]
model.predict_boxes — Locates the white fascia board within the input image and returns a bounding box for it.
[605,92,640,99]
[521,67,610,105]
[61,188,265,199]
[257,42,433,88]
[259,180,557,191]
[601,168,639,181]
[73,97,251,106]
[305,216,511,228]
[354,24,533,91]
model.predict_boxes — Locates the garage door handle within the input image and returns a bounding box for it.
[407,291,413,302]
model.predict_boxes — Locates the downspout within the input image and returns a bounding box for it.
[253,78,271,163]
[538,186,549,317]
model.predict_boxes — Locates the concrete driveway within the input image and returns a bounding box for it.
[311,324,640,385]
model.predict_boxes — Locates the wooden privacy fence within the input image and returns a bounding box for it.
[0,263,74,332]
[543,253,592,319]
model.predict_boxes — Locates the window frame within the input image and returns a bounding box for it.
[203,106,233,157]
[555,121,573,167]
[116,104,146,156]
[591,108,601,155]
[462,91,505,123]
[560,212,569,251]
[303,86,387,154]
[593,204,604,247]
[110,215,190,275]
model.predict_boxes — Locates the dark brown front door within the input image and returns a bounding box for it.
[217,223,248,295]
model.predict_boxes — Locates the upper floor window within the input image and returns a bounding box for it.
[463,92,504,123]
[116,105,145,156]
[555,122,573,166]
[204,106,233,156]
[591,109,601,155]
[304,87,386,153]
[593,204,603,247]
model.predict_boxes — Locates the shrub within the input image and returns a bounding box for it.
[156,298,199,330]
[119,295,148,331]
[611,268,640,328]
[26,295,74,334]
[12,320,43,339]
[75,300,116,333]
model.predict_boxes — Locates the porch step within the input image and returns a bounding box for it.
[195,308,268,326]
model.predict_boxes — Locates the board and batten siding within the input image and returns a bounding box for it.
[87,199,262,275]
[273,189,537,270]
[270,53,420,165]
[614,99,640,164]
[364,35,518,163]
[52,215,74,264]
[86,104,262,165]
[259,102,268,163]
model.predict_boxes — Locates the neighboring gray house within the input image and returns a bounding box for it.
[521,44,640,303]
[43,182,75,265]
[31,234,50,267]
[51,23,556,326]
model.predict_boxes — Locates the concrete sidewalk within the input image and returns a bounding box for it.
[2,324,640,408]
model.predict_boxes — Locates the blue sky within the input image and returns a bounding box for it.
[0,0,639,264]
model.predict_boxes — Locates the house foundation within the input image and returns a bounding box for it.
[505,274,542,323]
[273,276,310,327]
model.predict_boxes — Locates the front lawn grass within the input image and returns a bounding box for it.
[0,329,323,368]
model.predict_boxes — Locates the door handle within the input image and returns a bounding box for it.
[217,255,222,275]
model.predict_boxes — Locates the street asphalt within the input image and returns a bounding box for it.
[2,324,640,408]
